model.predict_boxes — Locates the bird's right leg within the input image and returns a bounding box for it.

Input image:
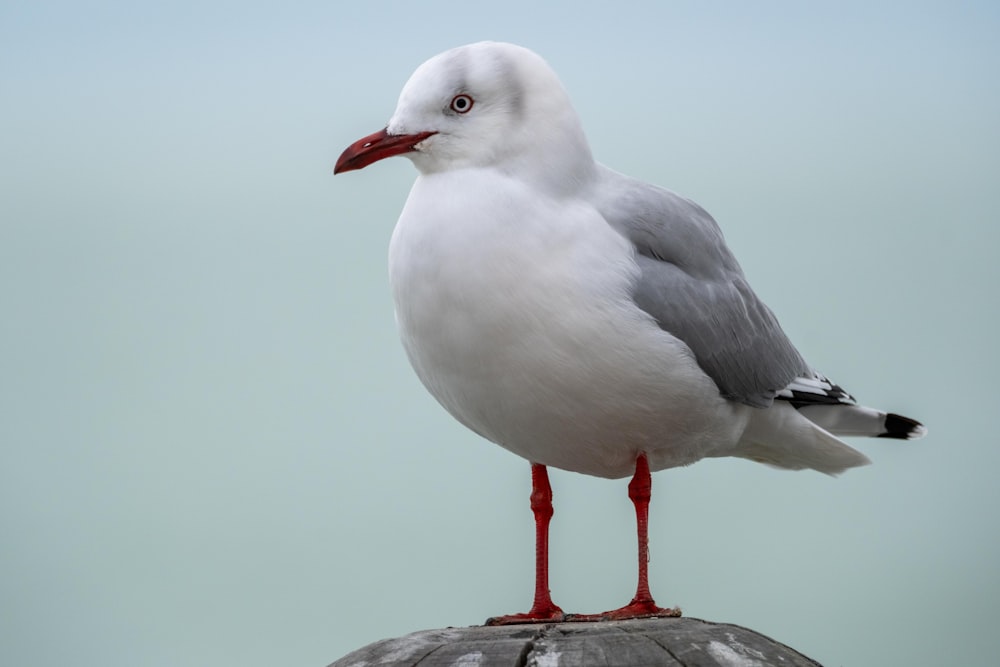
[485,463,565,625]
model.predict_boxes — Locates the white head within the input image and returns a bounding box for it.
[336,42,595,192]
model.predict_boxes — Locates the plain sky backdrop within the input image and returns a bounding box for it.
[2,2,998,666]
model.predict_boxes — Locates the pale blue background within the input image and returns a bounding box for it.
[2,2,997,666]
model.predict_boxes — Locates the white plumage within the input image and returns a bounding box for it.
[338,41,923,479]
[335,39,926,624]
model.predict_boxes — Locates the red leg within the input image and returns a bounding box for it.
[570,453,680,621]
[486,464,565,625]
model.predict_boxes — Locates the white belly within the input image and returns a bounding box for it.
[388,170,748,479]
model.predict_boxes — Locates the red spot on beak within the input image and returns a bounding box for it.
[334,128,437,174]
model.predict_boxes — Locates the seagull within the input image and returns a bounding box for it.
[334,41,926,625]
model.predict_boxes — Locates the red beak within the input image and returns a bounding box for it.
[334,128,437,174]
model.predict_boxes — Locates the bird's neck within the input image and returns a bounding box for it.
[504,118,597,197]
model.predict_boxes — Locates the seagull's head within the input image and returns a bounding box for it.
[335,42,594,189]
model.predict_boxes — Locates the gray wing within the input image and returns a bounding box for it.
[590,166,809,408]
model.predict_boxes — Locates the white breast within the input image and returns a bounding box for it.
[388,169,748,478]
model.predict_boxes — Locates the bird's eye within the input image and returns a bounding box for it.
[450,94,474,114]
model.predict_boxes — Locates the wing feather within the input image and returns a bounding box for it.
[590,166,809,407]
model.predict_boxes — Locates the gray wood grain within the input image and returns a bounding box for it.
[328,617,823,666]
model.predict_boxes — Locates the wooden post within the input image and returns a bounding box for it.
[328,617,822,666]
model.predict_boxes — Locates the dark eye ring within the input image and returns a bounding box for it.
[450,94,474,114]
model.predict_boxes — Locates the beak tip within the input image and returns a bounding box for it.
[334,128,436,176]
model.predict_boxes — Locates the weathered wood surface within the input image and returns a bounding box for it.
[328,617,822,666]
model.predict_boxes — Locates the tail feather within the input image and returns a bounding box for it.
[776,371,927,441]
[733,402,871,476]
[796,404,927,440]
[737,370,927,475]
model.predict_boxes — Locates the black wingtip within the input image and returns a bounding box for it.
[878,413,928,440]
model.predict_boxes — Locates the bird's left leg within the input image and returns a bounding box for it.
[570,453,681,621]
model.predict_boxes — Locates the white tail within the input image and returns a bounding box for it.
[732,402,871,475]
